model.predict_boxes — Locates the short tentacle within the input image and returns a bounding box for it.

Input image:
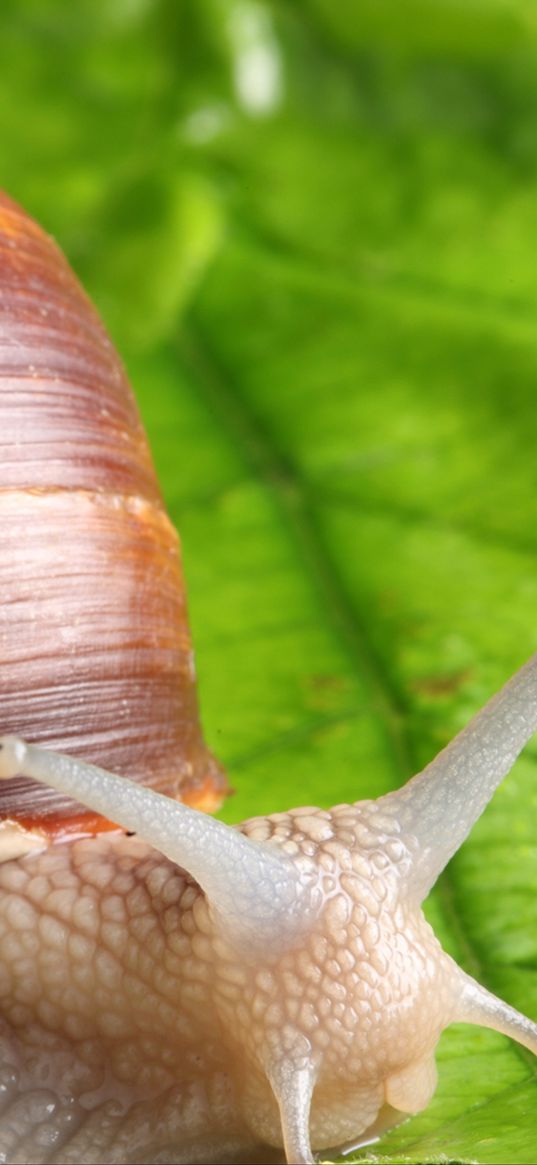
[267,1059,316,1165]
[454,972,537,1057]
[378,653,537,898]
[0,737,318,955]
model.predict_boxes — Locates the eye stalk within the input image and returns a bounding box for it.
[380,650,537,898]
[0,735,321,958]
[0,737,27,780]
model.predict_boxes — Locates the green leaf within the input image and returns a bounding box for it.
[3,0,537,1159]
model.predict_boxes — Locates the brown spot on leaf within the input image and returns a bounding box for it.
[411,669,472,699]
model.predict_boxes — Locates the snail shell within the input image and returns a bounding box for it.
[0,191,227,842]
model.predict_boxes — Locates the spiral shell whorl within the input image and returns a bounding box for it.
[0,192,227,836]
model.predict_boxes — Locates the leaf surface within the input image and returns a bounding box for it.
[3,0,537,1159]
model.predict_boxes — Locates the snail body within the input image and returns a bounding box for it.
[0,196,537,1165]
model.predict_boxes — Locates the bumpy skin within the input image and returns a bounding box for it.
[0,811,452,1164]
[0,835,252,1164]
[2,652,537,1163]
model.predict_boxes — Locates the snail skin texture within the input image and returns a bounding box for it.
[2,668,537,1164]
[0,198,537,1165]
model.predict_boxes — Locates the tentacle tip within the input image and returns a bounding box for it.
[0,736,27,779]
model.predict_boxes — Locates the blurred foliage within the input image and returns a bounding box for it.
[3,0,537,1160]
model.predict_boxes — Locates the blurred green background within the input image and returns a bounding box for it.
[3,0,537,1160]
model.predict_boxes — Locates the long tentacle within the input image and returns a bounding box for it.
[378,653,537,899]
[0,736,317,954]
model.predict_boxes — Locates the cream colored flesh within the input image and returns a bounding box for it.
[0,821,452,1164]
[0,834,253,1164]
[3,651,537,1162]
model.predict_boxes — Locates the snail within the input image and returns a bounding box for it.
[0,195,536,1165]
